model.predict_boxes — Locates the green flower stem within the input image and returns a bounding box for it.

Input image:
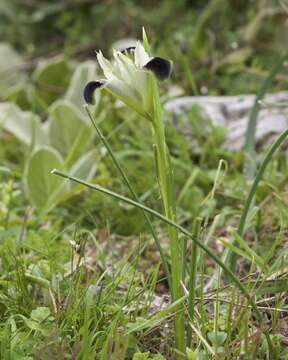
[150,77,185,355]
[51,169,274,358]
[84,105,171,290]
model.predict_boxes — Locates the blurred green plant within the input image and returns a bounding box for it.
[0,54,101,212]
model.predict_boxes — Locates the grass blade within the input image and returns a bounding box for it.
[187,217,202,347]
[244,52,288,179]
[228,128,288,271]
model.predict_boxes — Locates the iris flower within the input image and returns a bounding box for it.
[83,41,172,118]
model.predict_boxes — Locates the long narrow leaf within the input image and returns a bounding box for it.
[244,52,288,178]
[228,128,288,271]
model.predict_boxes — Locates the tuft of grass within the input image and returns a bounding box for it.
[52,168,275,356]
[228,128,288,272]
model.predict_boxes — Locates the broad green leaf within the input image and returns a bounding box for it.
[186,348,200,360]
[23,318,39,331]
[24,146,66,209]
[30,307,51,323]
[0,43,27,97]
[207,331,227,346]
[33,56,72,106]
[65,61,99,113]
[5,84,32,110]
[56,150,99,202]
[0,166,11,174]
[69,149,98,183]
[0,102,48,146]
[49,100,93,163]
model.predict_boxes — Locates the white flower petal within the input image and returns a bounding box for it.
[134,41,150,68]
[133,69,148,99]
[114,49,135,68]
[96,51,113,78]
[103,76,143,114]
[112,50,132,82]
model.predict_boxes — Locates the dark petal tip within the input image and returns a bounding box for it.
[144,57,173,81]
[83,80,105,104]
[120,46,136,54]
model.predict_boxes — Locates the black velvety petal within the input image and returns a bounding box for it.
[144,57,173,81]
[120,46,136,54]
[83,80,105,104]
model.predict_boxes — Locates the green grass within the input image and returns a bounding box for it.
[2,113,288,358]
